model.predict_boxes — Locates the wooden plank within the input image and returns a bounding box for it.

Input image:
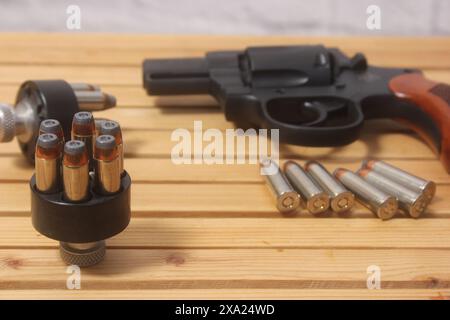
[0,34,448,68]
[126,131,436,160]
[0,65,447,86]
[1,34,448,51]
[0,65,141,86]
[0,130,437,160]
[1,180,449,216]
[0,158,447,184]
[1,217,450,248]
[0,289,448,300]
[0,249,449,290]
[0,43,448,69]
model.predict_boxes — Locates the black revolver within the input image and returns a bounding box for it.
[143,45,450,172]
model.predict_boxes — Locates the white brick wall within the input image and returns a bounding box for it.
[0,0,448,35]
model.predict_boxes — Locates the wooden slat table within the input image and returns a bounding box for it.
[0,34,449,300]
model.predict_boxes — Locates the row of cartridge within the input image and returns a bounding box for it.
[261,159,436,219]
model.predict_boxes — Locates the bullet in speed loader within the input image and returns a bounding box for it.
[305,161,354,213]
[98,120,124,175]
[35,133,62,193]
[39,119,64,151]
[284,161,330,214]
[260,159,302,214]
[62,140,89,202]
[94,135,121,195]
[358,169,428,218]
[335,168,398,220]
[72,111,95,164]
[39,119,64,140]
[362,160,436,204]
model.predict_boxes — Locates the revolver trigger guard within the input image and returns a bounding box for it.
[259,98,364,147]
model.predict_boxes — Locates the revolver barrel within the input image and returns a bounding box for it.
[143,58,210,95]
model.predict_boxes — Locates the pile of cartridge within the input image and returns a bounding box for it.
[261,159,435,220]
[30,112,131,267]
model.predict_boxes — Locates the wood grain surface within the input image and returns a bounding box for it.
[0,34,449,300]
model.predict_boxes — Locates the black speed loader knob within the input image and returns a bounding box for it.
[30,112,130,267]
[0,80,116,163]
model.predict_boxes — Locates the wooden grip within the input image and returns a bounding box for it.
[389,73,450,173]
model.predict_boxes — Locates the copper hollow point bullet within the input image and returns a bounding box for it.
[358,168,428,218]
[94,135,121,195]
[39,119,64,150]
[305,161,354,213]
[260,158,302,214]
[362,160,436,205]
[35,133,62,193]
[39,119,64,140]
[98,120,124,175]
[71,111,95,163]
[62,140,90,203]
[335,168,398,220]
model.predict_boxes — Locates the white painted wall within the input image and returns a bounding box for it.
[0,0,448,35]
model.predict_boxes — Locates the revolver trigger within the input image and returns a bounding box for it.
[308,99,346,111]
[302,101,328,126]
[302,100,349,126]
